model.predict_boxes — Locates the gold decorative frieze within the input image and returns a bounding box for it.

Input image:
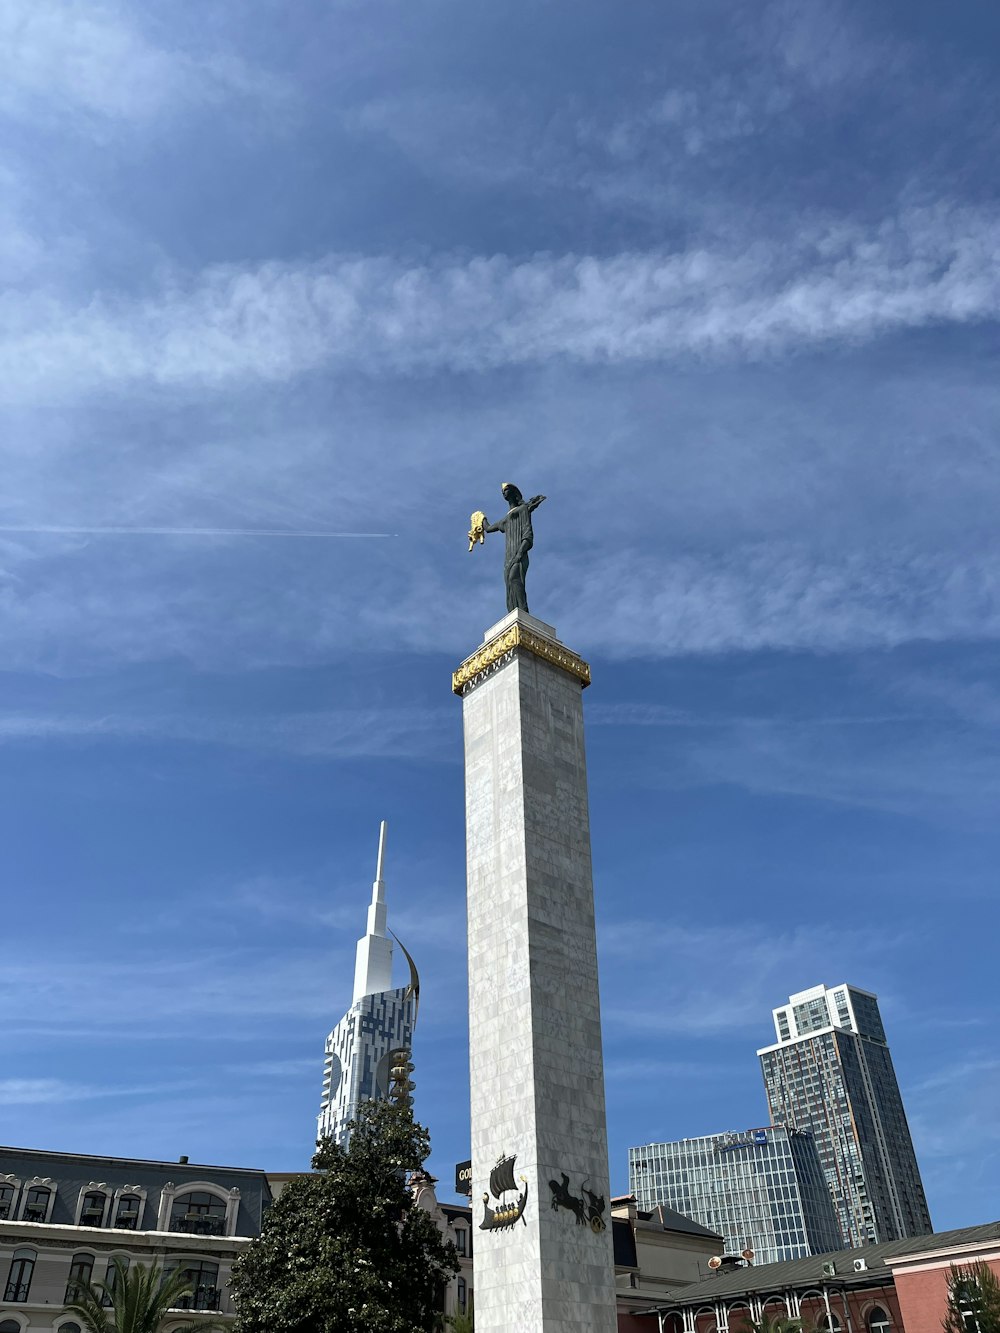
[453,625,591,694]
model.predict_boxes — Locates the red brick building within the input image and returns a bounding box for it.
[887,1231,1000,1333]
[636,1220,1000,1332]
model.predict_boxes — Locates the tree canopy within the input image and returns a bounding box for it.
[943,1260,1000,1333]
[738,1316,803,1333]
[230,1099,459,1333]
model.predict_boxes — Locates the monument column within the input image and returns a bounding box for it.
[453,608,617,1333]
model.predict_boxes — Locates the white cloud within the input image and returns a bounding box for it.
[907,1055,1000,1224]
[674,710,1000,822]
[0,1077,176,1105]
[554,543,1000,660]
[0,951,337,1038]
[599,920,892,1038]
[0,533,997,676]
[0,0,280,128]
[1,204,998,400]
[0,706,454,761]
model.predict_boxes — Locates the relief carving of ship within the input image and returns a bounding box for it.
[479,1154,529,1231]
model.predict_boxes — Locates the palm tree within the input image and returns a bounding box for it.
[739,1316,804,1333]
[65,1258,225,1333]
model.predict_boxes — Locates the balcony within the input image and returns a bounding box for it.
[173,1286,222,1311]
[171,1213,226,1237]
[3,1282,31,1302]
[23,1208,46,1223]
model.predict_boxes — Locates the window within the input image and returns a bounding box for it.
[817,1317,843,1332]
[951,1280,984,1333]
[79,1191,108,1227]
[114,1194,142,1230]
[867,1309,891,1333]
[22,1186,51,1223]
[0,1184,16,1220]
[0,1322,22,1332]
[65,1253,95,1303]
[59,1324,82,1333]
[171,1260,220,1311]
[457,1277,467,1315]
[169,1191,227,1236]
[454,1227,467,1256]
[101,1256,129,1308]
[4,1249,36,1302]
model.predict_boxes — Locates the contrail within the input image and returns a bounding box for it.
[0,525,396,538]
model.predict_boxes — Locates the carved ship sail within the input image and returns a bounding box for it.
[480,1154,529,1232]
[490,1156,518,1199]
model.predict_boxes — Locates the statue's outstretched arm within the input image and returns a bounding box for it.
[527,494,547,512]
[484,517,503,534]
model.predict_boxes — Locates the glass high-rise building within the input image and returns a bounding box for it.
[317,822,419,1148]
[758,983,931,1248]
[628,1125,841,1265]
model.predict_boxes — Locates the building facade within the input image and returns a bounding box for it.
[611,1196,723,1329]
[629,1126,841,1266]
[758,984,931,1248]
[0,1146,271,1332]
[317,822,419,1148]
[409,1174,476,1324]
[886,1229,1000,1333]
[642,1219,1000,1333]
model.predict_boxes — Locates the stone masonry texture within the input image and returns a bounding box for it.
[463,628,617,1333]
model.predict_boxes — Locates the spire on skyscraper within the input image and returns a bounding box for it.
[317,820,418,1148]
[352,819,394,1003]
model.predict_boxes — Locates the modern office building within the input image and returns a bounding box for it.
[0,1145,271,1330]
[758,983,932,1248]
[317,822,419,1148]
[629,1125,841,1265]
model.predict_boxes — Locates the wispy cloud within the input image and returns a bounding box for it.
[1,203,998,401]
[0,0,281,129]
[0,1077,183,1105]
[0,707,454,761]
[907,1054,1000,1225]
[557,542,1000,660]
[673,712,1000,823]
[0,951,336,1037]
[599,920,892,1038]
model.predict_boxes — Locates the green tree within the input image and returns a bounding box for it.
[230,1099,460,1333]
[944,1261,1000,1333]
[64,1258,221,1333]
[737,1316,804,1333]
[446,1309,474,1333]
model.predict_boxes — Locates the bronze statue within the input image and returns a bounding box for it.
[469,483,546,614]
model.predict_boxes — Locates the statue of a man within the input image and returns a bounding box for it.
[483,483,547,614]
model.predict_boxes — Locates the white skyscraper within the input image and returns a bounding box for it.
[317,822,418,1147]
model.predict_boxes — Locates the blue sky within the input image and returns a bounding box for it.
[1,0,998,1235]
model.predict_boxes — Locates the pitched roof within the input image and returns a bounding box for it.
[642,1220,1000,1308]
[642,1204,721,1240]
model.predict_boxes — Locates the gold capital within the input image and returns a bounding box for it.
[453,625,591,694]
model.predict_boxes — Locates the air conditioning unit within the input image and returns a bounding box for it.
[853,1258,868,1272]
[822,1261,837,1277]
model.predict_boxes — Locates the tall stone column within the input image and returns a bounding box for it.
[453,609,617,1333]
